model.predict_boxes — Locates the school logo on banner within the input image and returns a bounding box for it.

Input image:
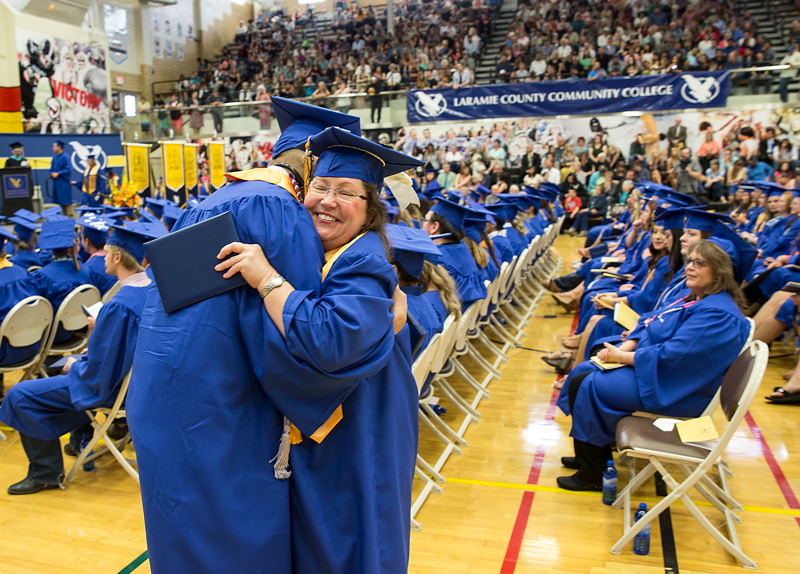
[414,92,448,119]
[3,174,31,199]
[680,74,722,105]
[69,141,108,172]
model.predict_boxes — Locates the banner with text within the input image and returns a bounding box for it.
[124,143,151,198]
[161,141,185,205]
[208,141,226,191]
[184,143,199,198]
[407,71,730,123]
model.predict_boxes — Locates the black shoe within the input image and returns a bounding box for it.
[7,475,64,495]
[557,473,603,492]
[106,422,129,441]
[561,456,580,470]
[541,354,572,373]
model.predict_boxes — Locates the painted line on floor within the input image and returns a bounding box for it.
[744,411,800,528]
[116,550,148,574]
[498,309,579,574]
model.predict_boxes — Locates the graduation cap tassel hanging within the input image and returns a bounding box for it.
[385,172,421,213]
[303,137,314,201]
[270,416,293,480]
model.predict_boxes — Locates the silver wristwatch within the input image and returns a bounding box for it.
[259,275,285,299]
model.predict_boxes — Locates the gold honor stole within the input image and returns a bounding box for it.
[83,164,100,194]
[225,166,364,445]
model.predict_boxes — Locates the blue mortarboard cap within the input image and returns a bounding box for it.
[424,180,443,194]
[310,127,424,188]
[187,195,200,208]
[484,202,514,222]
[77,215,112,246]
[145,197,167,218]
[38,219,76,251]
[76,206,104,215]
[653,207,685,230]
[55,140,66,148]
[162,204,186,228]
[139,222,169,240]
[46,214,70,222]
[41,206,65,219]
[386,224,441,279]
[539,181,561,192]
[429,199,471,231]
[13,209,40,223]
[9,217,40,243]
[684,208,734,232]
[0,226,18,243]
[664,190,701,207]
[103,210,126,223]
[425,166,437,174]
[381,199,399,216]
[466,198,494,219]
[476,184,492,196]
[468,190,482,202]
[271,96,362,157]
[710,222,757,284]
[116,206,135,217]
[107,223,154,263]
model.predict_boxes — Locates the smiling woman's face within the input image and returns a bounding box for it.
[303,176,369,252]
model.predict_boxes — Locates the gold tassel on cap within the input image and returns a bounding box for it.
[303,136,313,199]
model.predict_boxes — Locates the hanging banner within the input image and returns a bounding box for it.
[208,141,226,191]
[184,143,199,198]
[160,141,185,205]
[407,71,731,123]
[123,142,151,198]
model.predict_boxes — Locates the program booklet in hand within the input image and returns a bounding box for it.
[613,302,640,331]
[144,211,248,313]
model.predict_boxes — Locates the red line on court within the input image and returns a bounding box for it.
[745,411,800,527]
[499,308,580,573]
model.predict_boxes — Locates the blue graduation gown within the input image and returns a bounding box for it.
[405,286,445,358]
[0,264,41,366]
[281,231,418,574]
[10,249,52,270]
[51,152,73,206]
[625,256,671,314]
[0,283,148,440]
[481,248,499,283]
[488,231,515,263]
[558,292,748,446]
[437,242,488,310]
[127,178,342,574]
[84,252,117,295]
[27,259,92,344]
[775,297,796,327]
[423,289,449,324]
[504,225,528,254]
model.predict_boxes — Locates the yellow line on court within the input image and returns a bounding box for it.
[444,476,800,517]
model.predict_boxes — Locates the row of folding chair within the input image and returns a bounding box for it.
[410,216,566,529]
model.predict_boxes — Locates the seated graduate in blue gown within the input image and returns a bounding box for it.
[25,219,92,344]
[126,99,367,574]
[0,228,42,400]
[422,199,488,311]
[76,215,117,296]
[214,126,424,574]
[463,213,500,284]
[7,217,50,270]
[386,224,445,360]
[485,202,519,264]
[555,238,750,491]
[0,225,153,494]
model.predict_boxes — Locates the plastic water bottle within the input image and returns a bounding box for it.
[633,503,651,555]
[81,436,95,472]
[602,459,617,505]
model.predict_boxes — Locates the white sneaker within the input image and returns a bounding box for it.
[572,260,582,269]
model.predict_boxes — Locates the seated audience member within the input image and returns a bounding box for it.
[422,200,488,310]
[77,216,117,295]
[25,220,92,344]
[555,239,749,491]
[568,181,608,235]
[0,225,153,494]
[0,228,42,401]
[8,217,50,270]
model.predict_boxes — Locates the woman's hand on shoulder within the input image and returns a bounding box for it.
[215,242,277,291]
[391,286,407,334]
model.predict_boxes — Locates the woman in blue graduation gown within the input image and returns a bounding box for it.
[215,127,424,574]
[77,215,117,295]
[7,217,50,270]
[0,229,152,493]
[555,239,749,491]
[422,200,488,310]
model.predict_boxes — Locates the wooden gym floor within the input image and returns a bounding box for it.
[1,234,799,574]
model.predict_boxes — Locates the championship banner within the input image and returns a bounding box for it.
[208,141,226,191]
[184,143,199,198]
[124,142,151,198]
[407,71,731,123]
[160,141,185,205]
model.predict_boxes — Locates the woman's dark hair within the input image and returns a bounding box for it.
[647,226,670,273]
[687,240,746,310]
[665,228,683,284]
[361,181,391,256]
[427,212,463,242]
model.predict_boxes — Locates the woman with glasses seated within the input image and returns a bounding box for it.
[555,238,749,491]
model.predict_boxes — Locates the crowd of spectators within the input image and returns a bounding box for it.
[495,0,800,101]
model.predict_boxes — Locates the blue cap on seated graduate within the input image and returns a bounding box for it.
[107,222,162,264]
[386,224,441,279]
[709,221,757,284]
[308,126,424,211]
[427,199,472,231]
[76,215,113,246]
[8,217,40,243]
[271,96,362,157]
[38,219,76,252]
[683,208,735,232]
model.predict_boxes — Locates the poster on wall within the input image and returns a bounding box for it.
[17,30,109,134]
[187,24,194,41]
[165,18,171,36]
[104,4,128,65]
[165,39,173,60]
[177,43,184,62]
[177,22,183,40]
[154,37,161,58]
[152,12,159,32]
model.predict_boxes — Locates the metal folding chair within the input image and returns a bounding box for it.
[0,296,53,386]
